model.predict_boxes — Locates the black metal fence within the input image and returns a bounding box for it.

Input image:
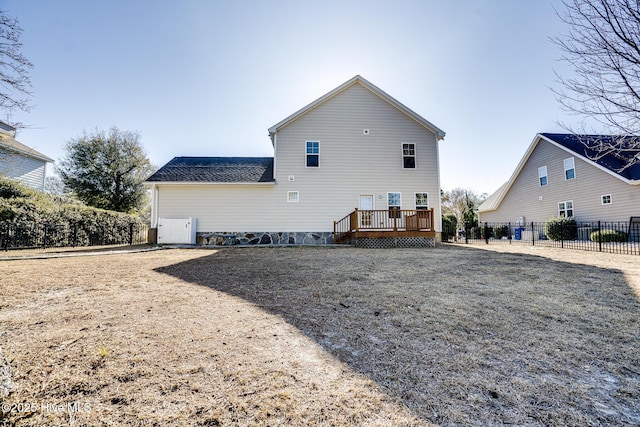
[1,221,149,251]
[443,220,640,256]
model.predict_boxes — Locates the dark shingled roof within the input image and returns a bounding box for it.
[541,133,640,181]
[146,157,274,183]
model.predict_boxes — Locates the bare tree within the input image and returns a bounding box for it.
[0,10,33,126]
[441,188,486,229]
[553,0,640,171]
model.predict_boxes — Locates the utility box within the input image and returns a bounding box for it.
[157,217,197,244]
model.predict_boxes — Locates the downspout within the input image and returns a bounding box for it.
[435,134,444,236]
[151,184,159,228]
[272,132,277,181]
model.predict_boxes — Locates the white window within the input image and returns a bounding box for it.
[402,143,416,169]
[558,200,574,217]
[306,141,319,167]
[538,166,548,186]
[415,192,429,210]
[287,191,299,203]
[602,194,612,205]
[564,157,575,180]
[388,192,401,218]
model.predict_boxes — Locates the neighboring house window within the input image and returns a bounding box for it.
[538,166,548,186]
[558,200,574,217]
[388,192,401,218]
[306,141,319,167]
[287,191,299,203]
[564,157,575,180]
[602,194,612,205]
[415,192,429,210]
[402,143,416,169]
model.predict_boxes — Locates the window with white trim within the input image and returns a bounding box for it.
[558,200,574,217]
[564,157,575,180]
[538,166,548,186]
[388,192,401,218]
[306,141,319,167]
[402,143,416,169]
[415,192,429,210]
[287,191,299,203]
[602,194,612,205]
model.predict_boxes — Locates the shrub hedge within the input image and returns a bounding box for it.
[0,177,146,248]
[590,229,628,243]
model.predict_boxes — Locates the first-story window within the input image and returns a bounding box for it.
[558,200,574,217]
[602,194,612,205]
[415,192,429,209]
[402,143,416,168]
[306,141,319,167]
[388,192,401,218]
[287,191,299,203]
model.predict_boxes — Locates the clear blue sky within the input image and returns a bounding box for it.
[3,0,578,196]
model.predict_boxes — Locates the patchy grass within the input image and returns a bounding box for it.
[1,245,639,426]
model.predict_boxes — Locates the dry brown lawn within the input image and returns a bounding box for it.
[1,244,639,426]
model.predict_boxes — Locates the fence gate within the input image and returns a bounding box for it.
[157,218,197,244]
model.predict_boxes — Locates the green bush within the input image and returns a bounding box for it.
[493,225,510,239]
[441,214,457,241]
[0,177,146,248]
[590,229,628,243]
[544,217,578,241]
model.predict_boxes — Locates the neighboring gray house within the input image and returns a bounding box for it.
[0,122,53,191]
[146,75,446,245]
[479,133,640,224]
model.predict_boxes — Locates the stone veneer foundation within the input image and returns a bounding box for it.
[197,231,335,246]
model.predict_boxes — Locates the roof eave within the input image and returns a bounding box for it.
[144,180,275,186]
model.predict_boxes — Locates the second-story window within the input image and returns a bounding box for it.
[306,141,319,167]
[402,143,416,168]
[538,166,548,186]
[564,157,575,180]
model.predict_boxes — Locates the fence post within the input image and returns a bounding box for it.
[508,222,512,244]
[2,223,7,251]
[531,222,535,246]
[465,223,469,244]
[43,223,48,249]
[598,220,602,252]
[129,223,134,245]
[484,223,489,244]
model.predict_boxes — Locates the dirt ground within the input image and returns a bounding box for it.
[1,244,639,426]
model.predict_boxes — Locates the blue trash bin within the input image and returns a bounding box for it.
[515,227,525,240]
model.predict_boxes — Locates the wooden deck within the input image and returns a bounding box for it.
[333,208,436,244]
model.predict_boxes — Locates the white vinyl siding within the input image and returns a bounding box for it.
[480,138,640,223]
[273,82,442,232]
[0,147,47,191]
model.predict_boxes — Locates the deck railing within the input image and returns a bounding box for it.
[334,208,434,243]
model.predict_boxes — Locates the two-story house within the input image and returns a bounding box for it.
[146,75,446,246]
[479,133,640,224]
[0,121,53,192]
